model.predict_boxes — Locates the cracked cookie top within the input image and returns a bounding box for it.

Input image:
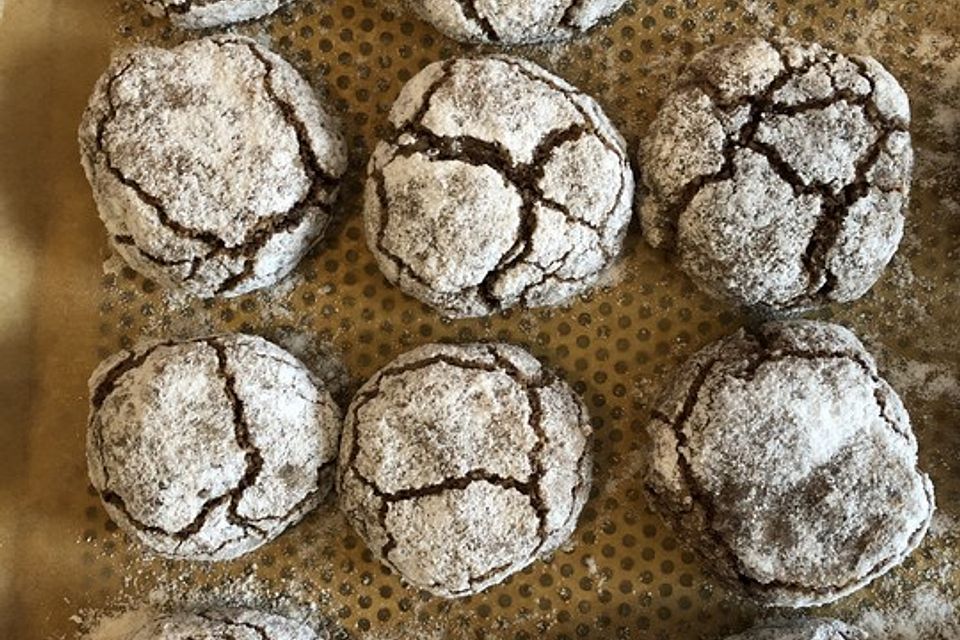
[142,0,294,29]
[644,320,934,608]
[640,38,912,311]
[405,0,627,45]
[87,334,343,561]
[725,618,868,640]
[337,342,592,597]
[364,55,634,319]
[79,36,347,298]
[123,607,320,640]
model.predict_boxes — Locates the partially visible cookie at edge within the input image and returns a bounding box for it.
[120,607,321,640]
[87,334,343,561]
[405,0,627,45]
[142,0,296,30]
[725,618,868,640]
[364,55,634,318]
[79,35,347,298]
[644,320,934,607]
[640,37,912,311]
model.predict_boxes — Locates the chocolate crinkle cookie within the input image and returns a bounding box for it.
[79,36,347,298]
[640,38,912,311]
[405,0,627,45]
[121,607,320,640]
[338,342,592,597]
[87,334,342,561]
[644,320,934,607]
[142,0,295,29]
[725,618,868,640]
[364,55,634,318]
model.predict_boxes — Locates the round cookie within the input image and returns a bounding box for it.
[79,35,347,298]
[405,0,627,45]
[364,55,634,318]
[725,618,868,640]
[644,320,934,607]
[640,38,912,310]
[142,0,295,29]
[122,607,319,640]
[87,334,342,561]
[338,342,592,597]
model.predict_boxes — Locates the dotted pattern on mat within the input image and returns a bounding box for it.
[82,1,960,638]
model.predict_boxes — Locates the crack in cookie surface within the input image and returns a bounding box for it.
[195,610,272,640]
[451,0,500,41]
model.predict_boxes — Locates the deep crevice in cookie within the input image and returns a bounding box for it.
[502,57,629,216]
[374,470,535,503]
[90,343,169,412]
[113,234,204,280]
[451,0,500,41]
[248,459,337,524]
[650,42,908,310]
[242,42,340,191]
[209,338,268,536]
[486,346,552,553]
[559,0,587,30]
[91,40,338,295]
[195,609,271,640]
[370,61,459,306]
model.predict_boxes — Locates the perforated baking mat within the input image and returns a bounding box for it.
[3,0,960,638]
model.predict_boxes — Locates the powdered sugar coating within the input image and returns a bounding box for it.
[405,0,627,45]
[142,0,295,29]
[87,334,342,561]
[644,320,934,607]
[640,38,912,310]
[123,607,320,640]
[337,342,593,597]
[365,56,634,318]
[725,618,867,640]
[79,36,347,298]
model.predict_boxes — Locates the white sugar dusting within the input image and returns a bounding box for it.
[856,583,959,640]
[74,561,344,640]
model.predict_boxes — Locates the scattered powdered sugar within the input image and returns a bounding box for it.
[599,447,646,500]
[884,357,960,405]
[79,607,154,640]
[76,567,345,640]
[845,509,959,640]
[855,583,959,639]
[929,511,960,541]
[268,326,355,406]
